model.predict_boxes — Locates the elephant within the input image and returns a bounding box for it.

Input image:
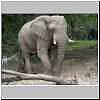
[17,15,70,76]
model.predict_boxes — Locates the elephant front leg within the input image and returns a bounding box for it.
[37,38,52,75]
[53,44,65,76]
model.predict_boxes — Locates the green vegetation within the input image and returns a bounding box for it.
[66,40,97,51]
[64,14,98,40]
[31,55,41,64]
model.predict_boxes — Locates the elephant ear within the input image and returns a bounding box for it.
[30,18,50,41]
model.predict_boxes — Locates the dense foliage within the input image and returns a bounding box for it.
[2,14,98,56]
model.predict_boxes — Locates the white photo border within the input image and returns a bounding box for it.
[0,1,99,99]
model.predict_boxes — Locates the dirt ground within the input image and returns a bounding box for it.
[61,57,98,85]
[2,46,98,85]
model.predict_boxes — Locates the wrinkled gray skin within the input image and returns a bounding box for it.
[18,15,70,76]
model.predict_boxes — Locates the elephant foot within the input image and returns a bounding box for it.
[52,72,61,77]
[42,68,53,76]
[43,70,51,76]
[24,68,33,74]
[17,66,26,73]
[51,68,62,77]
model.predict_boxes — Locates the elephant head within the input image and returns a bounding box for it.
[47,15,69,75]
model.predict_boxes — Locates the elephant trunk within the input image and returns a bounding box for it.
[53,33,67,76]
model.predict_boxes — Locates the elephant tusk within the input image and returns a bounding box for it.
[68,39,75,43]
[53,39,57,45]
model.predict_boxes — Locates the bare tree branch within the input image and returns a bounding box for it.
[2,69,78,85]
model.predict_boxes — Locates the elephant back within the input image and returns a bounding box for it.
[30,17,51,41]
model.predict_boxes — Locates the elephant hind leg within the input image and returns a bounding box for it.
[23,52,33,74]
[17,48,32,74]
[17,48,25,73]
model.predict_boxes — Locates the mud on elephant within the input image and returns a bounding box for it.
[17,15,70,76]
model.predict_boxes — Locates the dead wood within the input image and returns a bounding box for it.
[2,69,78,85]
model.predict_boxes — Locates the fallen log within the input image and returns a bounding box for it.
[2,69,78,85]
